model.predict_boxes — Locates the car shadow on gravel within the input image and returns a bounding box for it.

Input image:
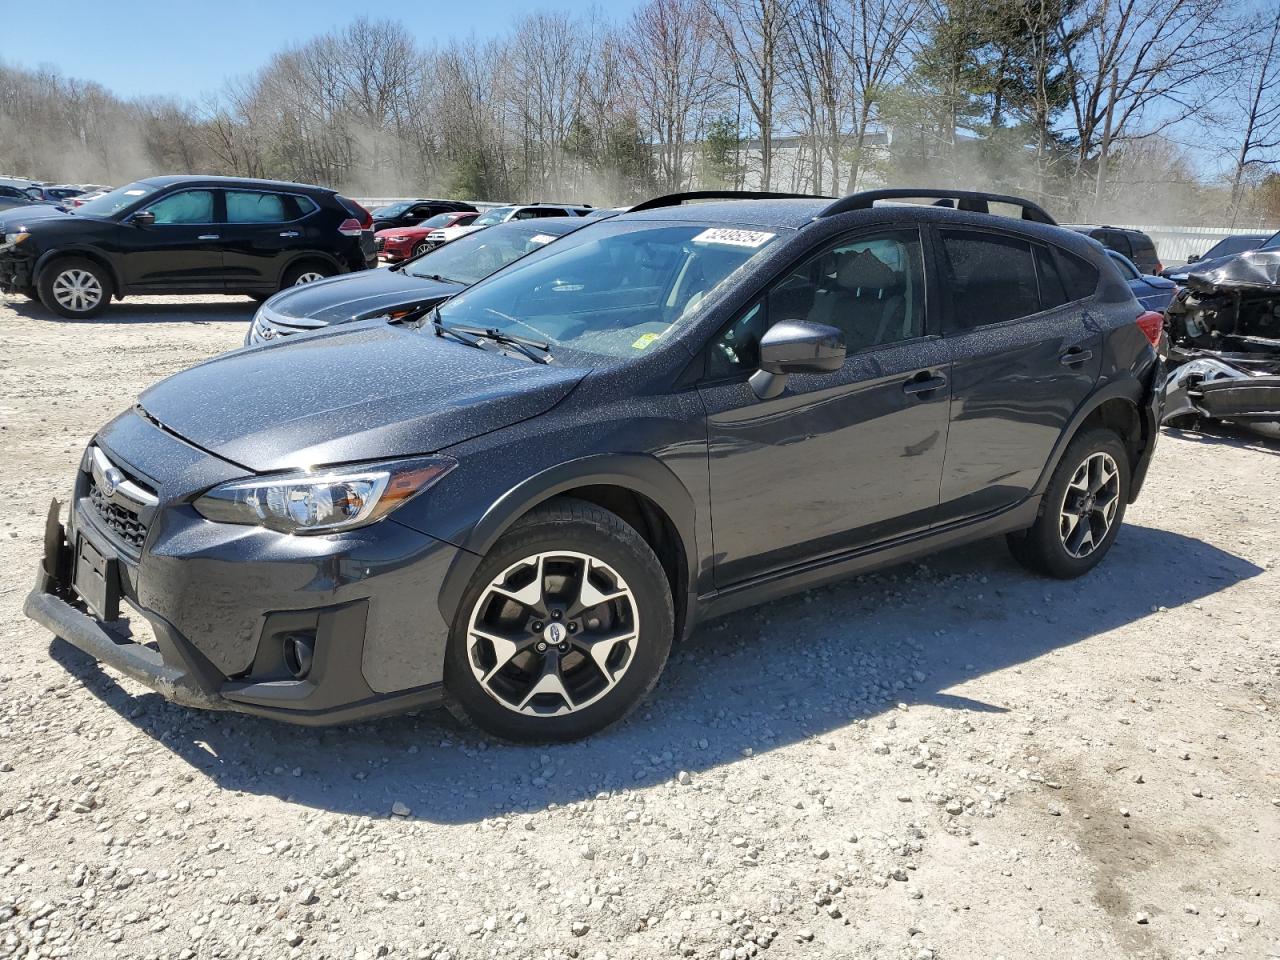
[49,522,1261,824]
[1,295,256,323]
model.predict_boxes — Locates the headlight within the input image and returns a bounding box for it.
[2,232,30,246]
[192,456,456,534]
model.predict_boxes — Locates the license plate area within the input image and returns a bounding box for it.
[73,534,121,621]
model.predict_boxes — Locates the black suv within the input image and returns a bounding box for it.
[0,175,376,319]
[369,198,477,233]
[26,189,1163,742]
[1065,224,1162,275]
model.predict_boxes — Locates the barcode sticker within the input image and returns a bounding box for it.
[691,228,775,248]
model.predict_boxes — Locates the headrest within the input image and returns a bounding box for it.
[834,249,899,292]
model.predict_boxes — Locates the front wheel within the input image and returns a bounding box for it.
[444,498,674,742]
[38,258,112,319]
[413,241,431,258]
[1007,427,1130,578]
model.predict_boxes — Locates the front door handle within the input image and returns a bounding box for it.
[903,373,948,396]
[197,234,220,240]
[279,231,300,238]
[1059,347,1093,366]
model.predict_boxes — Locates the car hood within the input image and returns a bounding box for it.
[0,205,73,230]
[139,323,588,472]
[1184,249,1280,293]
[378,226,429,239]
[262,268,461,327]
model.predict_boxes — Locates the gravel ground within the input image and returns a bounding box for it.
[0,292,1277,960]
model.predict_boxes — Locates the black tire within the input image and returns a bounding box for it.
[18,287,39,301]
[37,257,112,319]
[248,292,271,304]
[280,261,334,290]
[413,241,431,258]
[443,497,674,742]
[1007,427,1130,579]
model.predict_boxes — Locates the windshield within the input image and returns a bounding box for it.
[374,202,412,217]
[472,206,514,227]
[420,212,458,228]
[436,222,779,359]
[1259,231,1280,251]
[406,222,568,285]
[75,181,161,218]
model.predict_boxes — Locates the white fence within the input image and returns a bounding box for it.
[1108,224,1275,266]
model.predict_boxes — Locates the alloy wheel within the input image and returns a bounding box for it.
[466,550,639,717]
[1058,451,1121,559]
[293,271,325,285]
[51,269,102,312]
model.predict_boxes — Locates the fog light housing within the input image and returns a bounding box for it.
[283,634,315,680]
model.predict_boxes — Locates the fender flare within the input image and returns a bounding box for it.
[33,247,124,295]
[1030,375,1144,500]
[436,453,700,630]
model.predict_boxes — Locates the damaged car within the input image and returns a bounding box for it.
[1162,249,1280,425]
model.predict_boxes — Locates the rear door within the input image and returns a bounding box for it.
[120,188,227,289]
[932,228,1102,524]
[220,190,319,289]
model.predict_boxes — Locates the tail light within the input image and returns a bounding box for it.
[1153,260,1163,274]
[1135,310,1164,347]
[335,195,373,235]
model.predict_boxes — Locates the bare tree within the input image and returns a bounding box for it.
[1225,7,1280,217]
[622,0,722,191]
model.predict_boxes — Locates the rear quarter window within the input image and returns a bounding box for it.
[1053,247,1100,301]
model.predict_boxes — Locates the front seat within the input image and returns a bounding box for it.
[809,249,905,351]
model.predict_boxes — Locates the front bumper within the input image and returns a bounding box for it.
[0,249,35,291]
[25,426,468,725]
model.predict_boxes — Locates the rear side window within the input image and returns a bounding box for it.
[1054,248,1100,301]
[1034,245,1069,308]
[938,230,1041,328]
[1099,230,1133,258]
[226,191,286,223]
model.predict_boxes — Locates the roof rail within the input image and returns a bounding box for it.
[532,201,593,208]
[629,190,833,213]
[815,189,1056,226]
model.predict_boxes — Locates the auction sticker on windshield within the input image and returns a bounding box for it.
[529,234,557,245]
[691,228,775,248]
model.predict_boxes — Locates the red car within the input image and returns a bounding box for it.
[376,211,479,262]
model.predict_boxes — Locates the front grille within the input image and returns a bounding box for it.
[87,476,149,551]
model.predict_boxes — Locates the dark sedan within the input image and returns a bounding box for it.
[1105,249,1176,312]
[246,216,596,345]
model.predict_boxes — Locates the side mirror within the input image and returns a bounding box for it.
[749,320,846,400]
[131,210,156,227]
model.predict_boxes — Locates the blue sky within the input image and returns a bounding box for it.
[5,0,639,100]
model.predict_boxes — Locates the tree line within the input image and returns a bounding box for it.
[2,0,1278,225]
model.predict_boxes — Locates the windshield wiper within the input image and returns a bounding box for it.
[445,323,554,364]
[413,272,466,285]
[430,313,485,350]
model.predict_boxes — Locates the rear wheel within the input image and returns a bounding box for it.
[281,262,332,289]
[38,257,111,319]
[444,498,674,742]
[1007,427,1130,578]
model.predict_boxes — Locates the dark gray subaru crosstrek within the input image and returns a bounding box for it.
[26,189,1164,742]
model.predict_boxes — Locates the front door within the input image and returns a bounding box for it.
[121,188,226,290]
[698,228,952,587]
[932,228,1102,523]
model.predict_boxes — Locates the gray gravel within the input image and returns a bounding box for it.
[1,293,1277,959]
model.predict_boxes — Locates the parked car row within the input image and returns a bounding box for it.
[22,186,1166,743]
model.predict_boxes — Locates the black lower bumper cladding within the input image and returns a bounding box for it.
[25,500,445,726]
[1162,250,1280,425]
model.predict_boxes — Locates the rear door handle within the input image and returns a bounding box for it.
[1059,347,1093,366]
[279,231,300,238]
[903,373,948,396]
[197,234,220,240]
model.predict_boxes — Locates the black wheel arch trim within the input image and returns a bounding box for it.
[33,248,122,296]
[1031,375,1148,502]
[435,453,700,638]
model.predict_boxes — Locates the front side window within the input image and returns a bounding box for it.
[436,222,778,359]
[226,191,286,223]
[148,190,215,225]
[705,228,927,378]
[939,230,1042,329]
